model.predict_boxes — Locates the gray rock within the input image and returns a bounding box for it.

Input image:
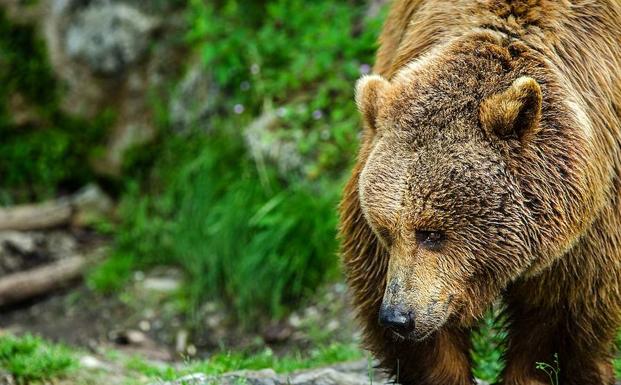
[65,3,158,74]
[150,360,495,385]
[169,60,219,133]
[0,370,15,385]
[165,373,210,385]
[150,361,387,385]
[211,369,280,385]
[287,368,373,385]
[243,111,305,178]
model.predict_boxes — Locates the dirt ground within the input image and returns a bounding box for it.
[0,229,359,363]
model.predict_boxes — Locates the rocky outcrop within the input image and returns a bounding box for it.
[2,0,187,176]
[151,360,388,385]
[64,3,158,75]
[150,360,491,385]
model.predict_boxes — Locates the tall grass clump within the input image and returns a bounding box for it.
[172,132,340,322]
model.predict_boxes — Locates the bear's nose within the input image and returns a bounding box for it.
[378,303,415,333]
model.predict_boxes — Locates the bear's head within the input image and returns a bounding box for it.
[352,35,598,341]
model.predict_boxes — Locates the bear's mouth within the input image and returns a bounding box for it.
[388,324,439,342]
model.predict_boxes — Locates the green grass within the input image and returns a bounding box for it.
[187,0,382,179]
[90,129,342,324]
[0,333,76,383]
[87,0,387,326]
[125,342,364,382]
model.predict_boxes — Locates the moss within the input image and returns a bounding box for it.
[0,333,76,383]
[0,10,111,204]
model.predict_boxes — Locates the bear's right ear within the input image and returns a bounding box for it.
[355,75,390,131]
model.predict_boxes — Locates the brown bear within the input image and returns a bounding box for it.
[339,1,621,384]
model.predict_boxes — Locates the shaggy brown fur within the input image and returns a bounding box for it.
[339,1,621,384]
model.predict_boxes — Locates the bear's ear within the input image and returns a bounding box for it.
[355,74,390,131]
[479,77,543,141]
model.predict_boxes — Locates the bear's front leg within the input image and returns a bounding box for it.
[502,292,616,385]
[374,325,474,385]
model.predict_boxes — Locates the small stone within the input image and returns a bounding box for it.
[139,320,151,332]
[186,344,197,356]
[141,277,181,293]
[326,319,339,332]
[304,306,319,320]
[113,329,149,346]
[80,355,111,370]
[205,314,223,329]
[175,329,189,353]
[288,313,302,328]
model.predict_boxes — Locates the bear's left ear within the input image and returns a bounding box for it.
[479,77,543,141]
[355,74,390,131]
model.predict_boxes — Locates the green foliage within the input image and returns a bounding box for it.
[93,128,341,322]
[471,310,507,383]
[91,0,384,323]
[187,0,382,178]
[125,342,363,381]
[0,10,110,204]
[536,353,560,385]
[0,333,75,383]
[173,132,340,321]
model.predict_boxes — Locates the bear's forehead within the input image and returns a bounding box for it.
[380,35,523,134]
[363,135,509,220]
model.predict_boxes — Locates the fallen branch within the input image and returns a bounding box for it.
[0,184,113,231]
[0,199,73,232]
[0,256,88,307]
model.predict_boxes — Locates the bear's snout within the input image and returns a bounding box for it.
[378,302,415,335]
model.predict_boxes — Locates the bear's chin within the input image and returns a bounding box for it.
[388,326,440,343]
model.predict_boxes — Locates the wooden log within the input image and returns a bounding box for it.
[0,184,112,231]
[0,199,73,231]
[0,256,88,307]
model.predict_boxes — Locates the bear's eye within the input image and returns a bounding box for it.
[415,230,445,249]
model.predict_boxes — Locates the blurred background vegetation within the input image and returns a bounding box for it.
[1,0,380,321]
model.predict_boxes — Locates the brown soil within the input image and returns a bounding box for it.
[0,229,358,363]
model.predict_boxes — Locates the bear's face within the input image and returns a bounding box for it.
[355,53,543,340]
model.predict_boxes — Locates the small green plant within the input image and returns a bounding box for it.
[535,353,560,385]
[0,333,76,383]
[471,309,507,383]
